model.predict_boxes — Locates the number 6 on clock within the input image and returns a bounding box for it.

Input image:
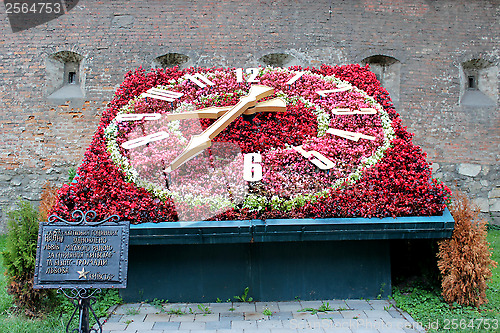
[243,153,263,181]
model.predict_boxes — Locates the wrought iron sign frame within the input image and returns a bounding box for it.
[34,210,129,333]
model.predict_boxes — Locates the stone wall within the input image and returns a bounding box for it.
[432,163,500,224]
[0,0,498,231]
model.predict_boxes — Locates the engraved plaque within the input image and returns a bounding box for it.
[34,217,129,289]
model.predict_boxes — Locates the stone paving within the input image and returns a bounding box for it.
[99,299,426,333]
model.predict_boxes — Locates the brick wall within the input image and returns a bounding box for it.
[0,0,498,230]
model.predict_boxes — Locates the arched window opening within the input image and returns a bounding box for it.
[153,53,191,69]
[258,53,298,68]
[46,51,85,103]
[460,59,497,107]
[361,55,401,105]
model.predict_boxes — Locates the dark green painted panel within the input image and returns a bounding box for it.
[121,243,251,302]
[129,209,455,245]
[121,240,390,302]
[122,210,452,302]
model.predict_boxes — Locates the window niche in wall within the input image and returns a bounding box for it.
[258,53,299,68]
[46,51,85,105]
[460,59,497,107]
[361,55,401,105]
[153,53,192,69]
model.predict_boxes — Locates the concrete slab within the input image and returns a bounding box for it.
[144,313,170,322]
[105,299,424,333]
[345,300,373,311]
[124,321,154,331]
[152,321,180,330]
[179,321,206,330]
[256,319,284,329]
[168,314,196,322]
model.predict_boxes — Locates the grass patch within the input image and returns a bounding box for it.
[298,301,334,314]
[393,229,499,333]
[0,235,66,332]
[0,235,122,333]
[0,235,12,314]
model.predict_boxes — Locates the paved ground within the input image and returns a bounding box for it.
[99,299,426,333]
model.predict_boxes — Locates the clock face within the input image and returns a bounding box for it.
[105,67,395,221]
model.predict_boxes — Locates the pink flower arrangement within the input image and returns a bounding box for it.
[49,65,451,223]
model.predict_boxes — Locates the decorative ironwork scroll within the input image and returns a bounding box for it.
[58,287,103,333]
[48,209,120,226]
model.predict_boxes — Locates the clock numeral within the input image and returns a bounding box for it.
[235,68,244,82]
[116,113,162,122]
[286,71,305,85]
[142,88,184,102]
[235,68,260,83]
[293,146,335,170]
[326,128,376,141]
[316,85,351,97]
[243,153,263,181]
[246,68,260,83]
[331,108,377,115]
[122,132,170,150]
[186,73,215,88]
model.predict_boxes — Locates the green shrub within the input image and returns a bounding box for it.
[1,199,49,316]
[0,235,12,315]
[68,167,77,184]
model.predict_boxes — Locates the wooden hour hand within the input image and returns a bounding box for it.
[165,85,276,173]
[166,97,286,121]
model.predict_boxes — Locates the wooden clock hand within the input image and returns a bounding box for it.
[331,108,377,115]
[167,97,286,121]
[165,85,275,173]
[316,85,351,97]
[116,98,286,122]
[327,128,376,141]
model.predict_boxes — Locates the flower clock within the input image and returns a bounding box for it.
[50,65,451,223]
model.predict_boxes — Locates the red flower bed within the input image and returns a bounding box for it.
[49,65,451,223]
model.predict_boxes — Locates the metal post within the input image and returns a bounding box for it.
[58,287,102,333]
[80,297,90,333]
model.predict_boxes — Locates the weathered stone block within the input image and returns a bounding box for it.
[491,213,500,226]
[473,198,490,213]
[468,182,482,193]
[490,199,500,212]
[488,189,500,199]
[0,175,13,182]
[433,172,444,180]
[458,164,481,177]
[22,193,39,201]
[480,165,490,176]
[431,163,440,173]
[10,177,23,186]
[111,15,135,29]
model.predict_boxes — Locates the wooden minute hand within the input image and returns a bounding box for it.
[165,85,275,173]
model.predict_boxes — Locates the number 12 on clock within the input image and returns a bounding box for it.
[235,68,260,83]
